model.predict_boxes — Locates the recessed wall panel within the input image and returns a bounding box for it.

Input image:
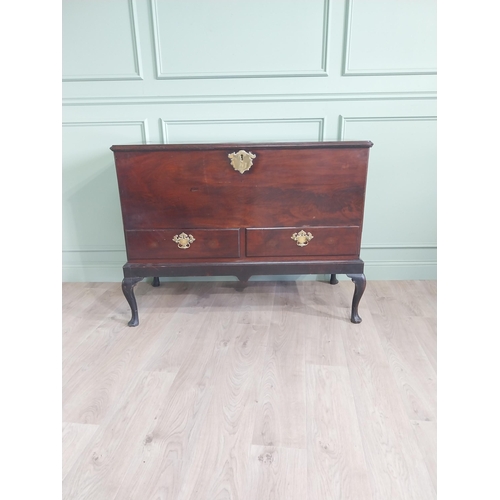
[344,0,436,75]
[163,118,324,143]
[63,0,142,81]
[152,0,329,78]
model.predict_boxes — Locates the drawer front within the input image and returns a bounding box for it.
[246,226,361,258]
[126,228,240,260]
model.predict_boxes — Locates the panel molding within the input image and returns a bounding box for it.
[150,0,330,79]
[62,119,149,143]
[339,114,437,139]
[63,0,143,82]
[161,117,325,143]
[62,91,436,106]
[362,243,436,249]
[62,246,125,253]
[342,0,437,76]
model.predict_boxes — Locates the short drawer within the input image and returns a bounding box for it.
[126,228,240,260]
[246,226,360,258]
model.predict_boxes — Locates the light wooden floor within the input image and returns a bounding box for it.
[62,279,437,500]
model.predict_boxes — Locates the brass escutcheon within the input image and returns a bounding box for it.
[291,230,314,247]
[228,150,256,174]
[172,232,195,249]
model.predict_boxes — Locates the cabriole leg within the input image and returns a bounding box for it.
[122,277,144,327]
[329,274,339,285]
[152,276,160,287]
[346,273,366,324]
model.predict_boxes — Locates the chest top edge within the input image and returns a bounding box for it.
[110,141,373,153]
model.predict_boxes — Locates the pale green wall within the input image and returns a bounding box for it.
[62,0,436,282]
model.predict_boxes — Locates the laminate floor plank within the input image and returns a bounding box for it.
[340,308,435,500]
[247,445,308,500]
[401,281,437,318]
[306,364,373,500]
[411,420,437,494]
[235,282,277,326]
[62,283,121,361]
[62,282,106,298]
[372,313,437,422]
[176,323,270,500]
[415,279,436,295]
[252,281,307,449]
[413,316,437,372]
[364,281,436,319]
[62,422,99,481]
[297,281,349,367]
[62,371,177,500]
[62,282,90,306]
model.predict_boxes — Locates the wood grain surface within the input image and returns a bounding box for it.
[113,145,370,230]
[62,279,436,499]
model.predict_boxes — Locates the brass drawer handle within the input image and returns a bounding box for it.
[228,150,256,174]
[291,230,314,247]
[173,232,195,249]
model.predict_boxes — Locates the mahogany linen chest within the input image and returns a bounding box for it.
[111,141,373,326]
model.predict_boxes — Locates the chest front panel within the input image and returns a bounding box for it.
[113,143,371,263]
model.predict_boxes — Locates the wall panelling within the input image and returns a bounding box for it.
[62,0,437,281]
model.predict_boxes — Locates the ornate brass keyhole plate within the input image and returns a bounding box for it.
[291,230,314,247]
[173,232,195,249]
[228,150,256,174]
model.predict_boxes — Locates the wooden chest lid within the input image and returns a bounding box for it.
[110,141,373,152]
